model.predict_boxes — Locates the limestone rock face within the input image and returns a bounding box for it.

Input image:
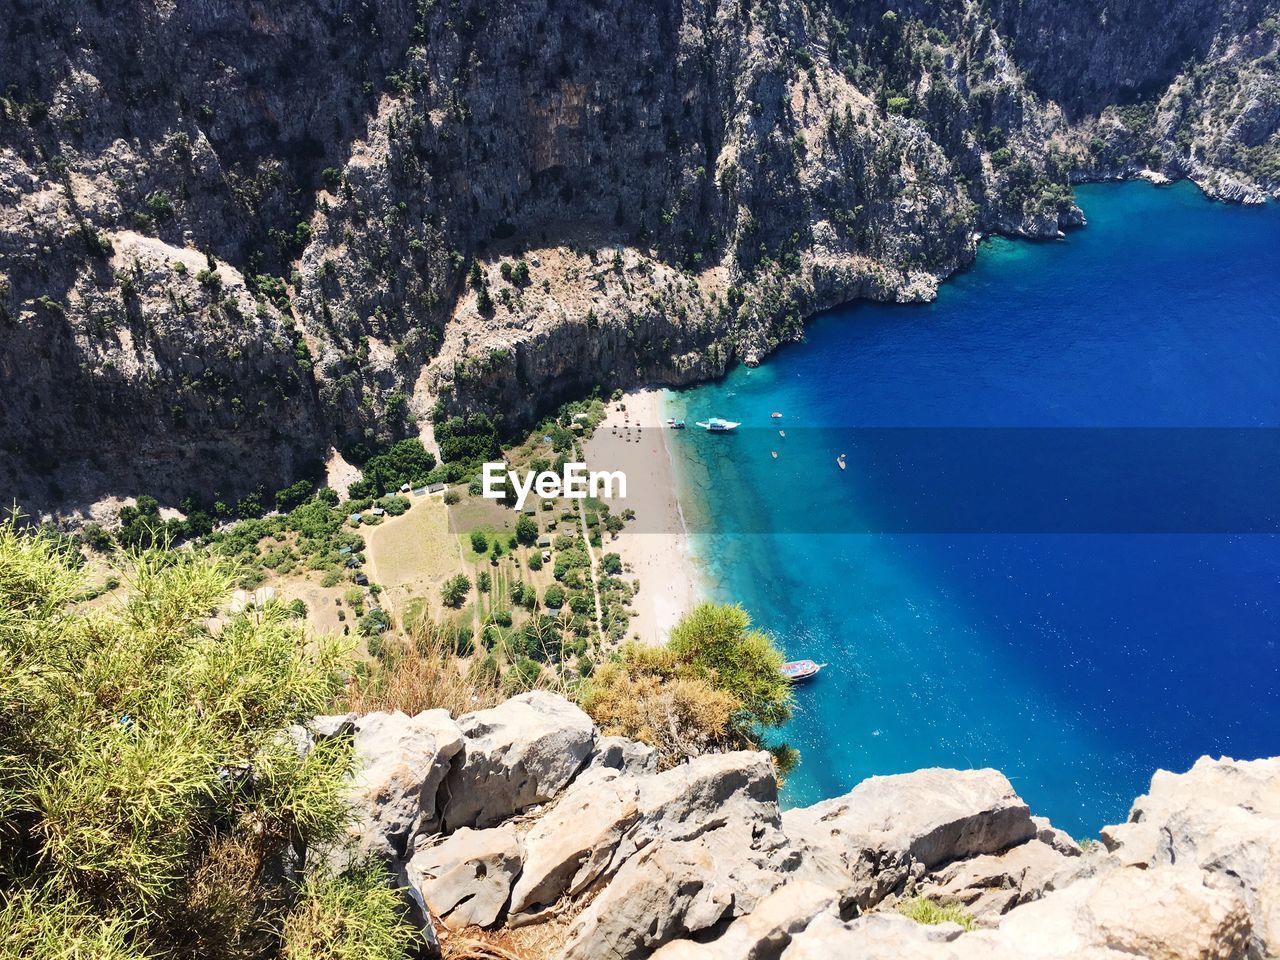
[915,838,1091,920]
[1101,756,1280,957]
[307,686,1278,960]
[779,866,1251,960]
[338,709,464,863]
[508,769,642,920]
[1031,815,1083,858]
[648,881,842,960]
[560,752,792,960]
[406,825,523,929]
[782,767,1037,909]
[971,864,1253,960]
[440,691,596,831]
[586,735,660,778]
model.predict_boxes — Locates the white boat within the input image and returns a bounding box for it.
[695,418,740,432]
[837,454,847,470]
[771,412,783,419]
[781,659,826,682]
[665,418,686,429]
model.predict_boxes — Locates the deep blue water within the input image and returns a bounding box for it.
[663,181,1280,837]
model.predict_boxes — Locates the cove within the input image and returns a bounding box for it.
[662,181,1280,837]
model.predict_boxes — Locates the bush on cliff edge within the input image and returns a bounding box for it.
[0,519,415,960]
[583,602,794,769]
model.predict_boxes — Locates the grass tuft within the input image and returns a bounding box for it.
[896,895,977,931]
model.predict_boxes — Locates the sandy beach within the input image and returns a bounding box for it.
[583,388,704,645]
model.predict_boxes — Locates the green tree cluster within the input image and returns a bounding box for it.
[348,440,437,499]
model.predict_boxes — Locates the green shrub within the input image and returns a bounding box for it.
[515,515,538,545]
[441,573,471,608]
[280,863,416,960]
[0,518,413,959]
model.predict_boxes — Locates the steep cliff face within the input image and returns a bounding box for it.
[988,0,1270,117]
[2,0,1277,513]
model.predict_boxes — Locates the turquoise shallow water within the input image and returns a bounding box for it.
[663,181,1280,836]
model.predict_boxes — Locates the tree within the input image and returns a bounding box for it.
[276,479,314,512]
[668,603,792,729]
[348,440,437,499]
[514,515,538,546]
[441,573,471,608]
[0,519,414,959]
[469,530,488,554]
[543,584,565,609]
[476,571,491,593]
[582,603,794,769]
[602,552,623,574]
[581,644,738,769]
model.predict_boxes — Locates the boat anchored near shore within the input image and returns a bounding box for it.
[695,417,740,432]
[780,659,826,682]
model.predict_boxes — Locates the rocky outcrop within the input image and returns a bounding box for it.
[439,691,596,831]
[11,0,1277,516]
[327,709,464,864]
[782,767,1038,911]
[1101,755,1280,958]
[407,825,524,929]
[311,691,1280,960]
[777,866,1252,959]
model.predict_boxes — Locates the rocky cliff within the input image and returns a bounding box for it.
[3,0,1279,514]
[305,691,1280,960]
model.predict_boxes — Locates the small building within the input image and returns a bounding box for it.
[541,550,552,563]
[427,482,445,494]
[345,557,360,568]
[537,535,552,548]
[348,512,362,523]
[338,546,352,556]
[354,573,369,586]
[400,483,411,493]
[413,486,428,496]
[370,506,385,517]
[523,506,537,516]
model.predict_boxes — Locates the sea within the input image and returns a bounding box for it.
[661,181,1280,837]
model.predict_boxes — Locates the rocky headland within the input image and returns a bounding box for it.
[4,0,1280,515]
[307,690,1280,960]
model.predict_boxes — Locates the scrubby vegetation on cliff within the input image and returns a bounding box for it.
[0,520,414,959]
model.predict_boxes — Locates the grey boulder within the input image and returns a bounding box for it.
[440,691,597,831]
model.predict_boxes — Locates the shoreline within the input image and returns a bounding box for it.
[583,388,705,645]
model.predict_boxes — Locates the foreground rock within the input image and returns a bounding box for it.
[782,767,1037,910]
[914,837,1090,920]
[311,692,1279,960]
[407,825,523,929]
[328,709,463,863]
[778,864,1252,959]
[560,752,792,959]
[440,691,596,831]
[1101,756,1280,957]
